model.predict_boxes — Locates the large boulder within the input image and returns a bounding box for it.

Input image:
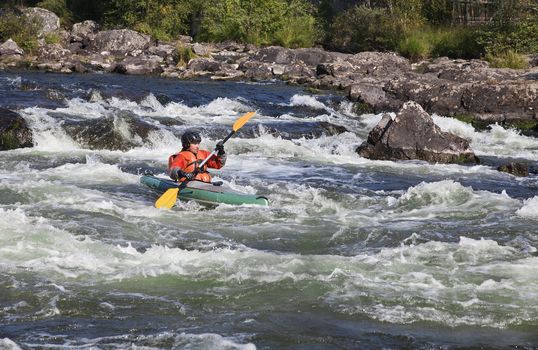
[0,108,33,150]
[90,29,151,56]
[0,39,24,56]
[22,7,60,36]
[357,101,479,164]
[70,20,99,47]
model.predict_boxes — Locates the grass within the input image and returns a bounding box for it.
[175,44,197,67]
[397,26,483,61]
[485,50,529,69]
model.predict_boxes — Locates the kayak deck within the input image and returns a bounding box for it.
[140,175,269,206]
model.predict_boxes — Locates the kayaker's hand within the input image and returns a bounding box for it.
[183,171,195,181]
[216,141,225,156]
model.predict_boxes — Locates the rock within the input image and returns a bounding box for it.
[22,7,60,36]
[90,30,151,56]
[0,39,24,56]
[294,47,342,66]
[148,44,176,58]
[253,46,297,65]
[71,20,99,46]
[177,35,193,44]
[346,51,411,77]
[347,82,400,113]
[187,57,222,72]
[192,42,212,56]
[241,61,274,80]
[62,113,160,151]
[113,56,164,75]
[37,43,71,60]
[356,101,479,164]
[497,162,529,177]
[0,108,33,150]
[316,64,335,77]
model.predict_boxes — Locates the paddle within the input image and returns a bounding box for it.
[155,111,256,209]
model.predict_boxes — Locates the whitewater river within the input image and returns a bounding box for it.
[1,71,538,349]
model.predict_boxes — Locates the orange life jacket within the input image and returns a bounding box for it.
[168,149,224,183]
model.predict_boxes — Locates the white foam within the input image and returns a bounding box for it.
[0,338,23,350]
[433,115,538,160]
[516,196,538,219]
[289,94,326,110]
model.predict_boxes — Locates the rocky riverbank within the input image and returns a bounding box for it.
[1,8,538,130]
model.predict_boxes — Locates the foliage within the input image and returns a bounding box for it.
[36,0,72,26]
[398,30,433,61]
[174,44,196,66]
[485,50,528,69]
[430,26,483,59]
[102,0,199,41]
[477,0,538,55]
[44,32,61,44]
[0,9,39,54]
[197,0,317,48]
[329,5,421,53]
[421,0,453,25]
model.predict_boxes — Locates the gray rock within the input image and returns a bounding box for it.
[188,57,222,72]
[71,20,99,46]
[357,101,479,164]
[192,42,212,56]
[90,30,151,56]
[23,7,60,36]
[254,46,296,65]
[63,113,160,151]
[0,108,33,150]
[37,43,71,59]
[114,56,164,75]
[497,162,529,177]
[0,39,24,56]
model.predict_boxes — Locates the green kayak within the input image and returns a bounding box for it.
[140,175,269,206]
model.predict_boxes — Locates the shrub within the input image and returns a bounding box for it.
[0,9,39,54]
[198,0,318,48]
[44,32,60,44]
[431,26,483,59]
[174,44,196,66]
[485,50,528,69]
[328,5,422,53]
[398,30,433,61]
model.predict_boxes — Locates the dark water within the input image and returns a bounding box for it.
[1,71,538,349]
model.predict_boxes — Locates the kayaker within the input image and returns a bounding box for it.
[168,130,226,183]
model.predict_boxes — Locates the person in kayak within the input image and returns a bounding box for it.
[168,130,226,183]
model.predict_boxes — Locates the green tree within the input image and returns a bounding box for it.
[198,0,317,47]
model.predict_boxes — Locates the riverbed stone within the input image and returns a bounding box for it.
[0,108,33,150]
[357,101,479,164]
[497,162,529,177]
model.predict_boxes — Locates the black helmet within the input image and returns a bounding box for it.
[181,130,202,149]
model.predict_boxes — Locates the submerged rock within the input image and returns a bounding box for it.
[357,101,479,164]
[62,113,160,151]
[0,108,33,150]
[497,162,529,177]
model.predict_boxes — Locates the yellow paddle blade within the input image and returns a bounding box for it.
[232,111,256,132]
[155,188,179,209]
